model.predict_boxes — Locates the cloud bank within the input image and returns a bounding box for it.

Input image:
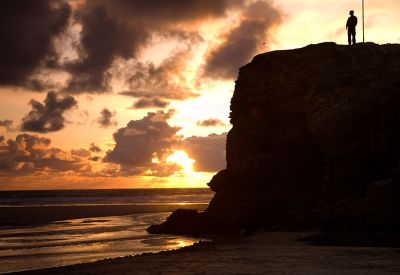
[104,110,181,176]
[0,0,283,95]
[64,0,243,93]
[0,134,89,176]
[0,0,71,90]
[104,110,227,176]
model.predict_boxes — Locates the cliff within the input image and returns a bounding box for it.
[149,42,400,234]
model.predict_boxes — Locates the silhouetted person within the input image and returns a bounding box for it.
[346,10,358,45]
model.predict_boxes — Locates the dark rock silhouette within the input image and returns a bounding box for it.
[148,42,400,235]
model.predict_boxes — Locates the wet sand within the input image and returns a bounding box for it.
[16,232,400,275]
[0,204,207,226]
[0,213,204,274]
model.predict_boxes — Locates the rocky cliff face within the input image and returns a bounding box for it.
[149,43,400,234]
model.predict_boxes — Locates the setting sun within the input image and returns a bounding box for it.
[167,150,195,173]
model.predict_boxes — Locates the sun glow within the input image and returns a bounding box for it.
[166,150,195,173]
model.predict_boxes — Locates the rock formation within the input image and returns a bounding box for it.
[148,42,400,235]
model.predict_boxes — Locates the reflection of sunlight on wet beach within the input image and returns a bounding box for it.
[0,213,206,274]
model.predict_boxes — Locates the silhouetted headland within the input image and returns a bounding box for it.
[148,42,400,235]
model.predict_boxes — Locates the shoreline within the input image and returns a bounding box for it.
[14,231,400,275]
[0,204,208,226]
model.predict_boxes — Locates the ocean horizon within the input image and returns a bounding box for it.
[0,188,213,207]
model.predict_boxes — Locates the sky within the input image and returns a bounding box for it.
[0,0,399,190]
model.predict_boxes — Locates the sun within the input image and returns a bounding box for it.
[167,150,195,173]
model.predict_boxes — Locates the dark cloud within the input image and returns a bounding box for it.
[0,134,89,176]
[0,0,282,94]
[123,49,200,100]
[88,143,102,162]
[21,91,78,133]
[117,46,200,104]
[107,0,241,23]
[203,1,282,79]
[131,98,170,109]
[182,133,226,172]
[0,0,71,89]
[197,118,226,127]
[64,3,148,93]
[89,156,101,162]
[104,110,182,176]
[97,108,117,128]
[65,0,243,93]
[0,120,13,131]
[89,143,102,153]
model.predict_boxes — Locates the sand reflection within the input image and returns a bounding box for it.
[0,213,206,273]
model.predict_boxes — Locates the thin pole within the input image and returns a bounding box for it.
[362,0,365,42]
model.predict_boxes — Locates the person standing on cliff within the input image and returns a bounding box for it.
[346,10,358,45]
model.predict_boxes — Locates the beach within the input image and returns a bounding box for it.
[16,231,400,275]
[0,207,208,273]
[1,189,399,274]
[0,189,212,273]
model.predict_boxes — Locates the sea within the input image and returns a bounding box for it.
[0,188,214,274]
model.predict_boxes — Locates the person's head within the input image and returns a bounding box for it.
[349,10,354,16]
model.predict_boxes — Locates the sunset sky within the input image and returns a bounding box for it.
[1,0,399,190]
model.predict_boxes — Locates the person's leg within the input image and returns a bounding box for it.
[352,30,356,44]
[348,30,352,45]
